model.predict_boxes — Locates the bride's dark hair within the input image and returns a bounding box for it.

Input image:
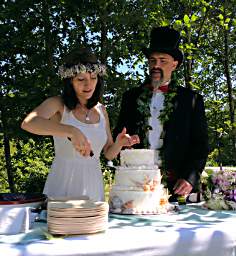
[61,47,104,110]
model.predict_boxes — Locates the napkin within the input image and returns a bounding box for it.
[0,206,32,235]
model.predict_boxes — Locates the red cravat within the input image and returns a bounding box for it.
[158,84,169,93]
[150,82,170,93]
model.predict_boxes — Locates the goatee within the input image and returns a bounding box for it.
[150,68,164,88]
[151,79,164,88]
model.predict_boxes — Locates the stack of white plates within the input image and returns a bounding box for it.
[47,199,109,235]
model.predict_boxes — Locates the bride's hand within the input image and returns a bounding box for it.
[115,127,140,148]
[69,127,92,157]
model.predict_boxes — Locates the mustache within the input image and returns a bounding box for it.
[151,68,164,77]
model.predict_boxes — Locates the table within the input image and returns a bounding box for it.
[0,204,236,256]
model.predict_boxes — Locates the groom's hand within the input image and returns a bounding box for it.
[173,179,193,196]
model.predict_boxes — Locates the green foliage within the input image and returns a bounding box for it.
[0,0,235,192]
[136,87,153,147]
[0,138,9,192]
[11,138,54,193]
[100,154,116,201]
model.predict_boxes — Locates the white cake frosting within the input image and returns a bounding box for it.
[109,149,170,215]
[109,189,165,214]
[114,168,161,188]
[120,149,159,166]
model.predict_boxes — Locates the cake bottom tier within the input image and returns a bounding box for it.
[109,189,169,215]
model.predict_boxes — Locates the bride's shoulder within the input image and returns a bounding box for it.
[43,96,64,112]
[97,102,106,111]
[96,102,108,118]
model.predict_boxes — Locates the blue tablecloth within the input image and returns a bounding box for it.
[0,203,236,256]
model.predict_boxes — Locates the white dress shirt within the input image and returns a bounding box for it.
[148,91,164,150]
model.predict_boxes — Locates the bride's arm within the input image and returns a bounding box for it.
[21,96,75,138]
[21,96,92,156]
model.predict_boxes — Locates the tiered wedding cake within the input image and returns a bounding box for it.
[109,149,170,214]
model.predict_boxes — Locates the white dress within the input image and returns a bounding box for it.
[43,103,107,201]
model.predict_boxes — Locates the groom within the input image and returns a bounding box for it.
[114,26,209,200]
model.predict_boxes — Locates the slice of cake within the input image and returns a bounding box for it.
[109,149,170,214]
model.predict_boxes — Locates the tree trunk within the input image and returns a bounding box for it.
[222,12,236,161]
[42,0,54,95]
[0,98,15,192]
[42,1,53,70]
[100,8,108,64]
[3,133,15,192]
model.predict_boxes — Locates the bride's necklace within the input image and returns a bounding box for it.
[78,105,91,122]
[84,109,91,121]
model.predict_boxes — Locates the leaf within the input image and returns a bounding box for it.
[202,7,206,13]
[216,128,223,133]
[161,20,169,26]
[184,15,190,24]
[175,20,182,26]
[191,14,197,22]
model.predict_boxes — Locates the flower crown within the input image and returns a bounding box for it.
[58,63,106,79]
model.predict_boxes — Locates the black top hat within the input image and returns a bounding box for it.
[142,26,183,67]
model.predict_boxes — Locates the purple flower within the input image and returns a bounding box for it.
[229,190,236,202]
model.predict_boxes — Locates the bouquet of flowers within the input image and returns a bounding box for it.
[201,169,236,210]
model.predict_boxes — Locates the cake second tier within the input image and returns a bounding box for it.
[114,166,161,191]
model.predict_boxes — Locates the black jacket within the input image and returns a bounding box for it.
[113,84,209,191]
